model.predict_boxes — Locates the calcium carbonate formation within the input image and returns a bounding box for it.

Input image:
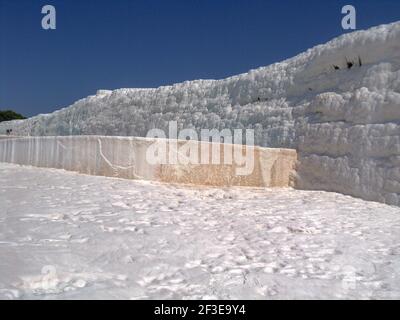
[1,22,400,205]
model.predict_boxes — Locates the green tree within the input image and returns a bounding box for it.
[0,110,26,122]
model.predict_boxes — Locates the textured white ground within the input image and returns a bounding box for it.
[0,163,400,300]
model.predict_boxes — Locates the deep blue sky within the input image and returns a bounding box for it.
[1,0,399,117]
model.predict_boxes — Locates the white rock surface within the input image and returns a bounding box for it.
[0,163,399,300]
[1,22,400,204]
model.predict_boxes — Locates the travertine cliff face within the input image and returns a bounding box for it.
[1,22,400,204]
[0,136,297,188]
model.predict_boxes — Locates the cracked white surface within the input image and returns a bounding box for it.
[0,163,400,300]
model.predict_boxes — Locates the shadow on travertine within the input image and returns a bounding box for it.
[0,136,297,188]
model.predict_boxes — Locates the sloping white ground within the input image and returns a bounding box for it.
[0,163,399,300]
[1,22,400,205]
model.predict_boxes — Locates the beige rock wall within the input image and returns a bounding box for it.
[0,136,297,188]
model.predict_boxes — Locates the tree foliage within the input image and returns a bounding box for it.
[0,110,26,122]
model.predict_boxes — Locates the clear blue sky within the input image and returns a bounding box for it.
[1,0,399,117]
